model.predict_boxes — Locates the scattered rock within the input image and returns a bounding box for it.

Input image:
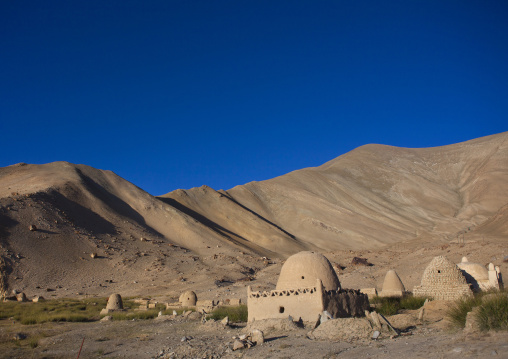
[90,252,98,259]
[100,316,113,322]
[221,316,229,325]
[233,339,245,351]
[464,307,481,333]
[32,295,45,302]
[250,329,264,344]
[29,225,37,232]
[12,333,27,340]
[16,292,28,302]
[351,257,373,266]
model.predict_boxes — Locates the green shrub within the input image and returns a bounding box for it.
[374,297,400,316]
[206,305,248,322]
[447,295,483,329]
[370,294,428,316]
[400,296,428,310]
[476,294,508,331]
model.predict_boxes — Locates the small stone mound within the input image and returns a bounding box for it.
[308,317,372,341]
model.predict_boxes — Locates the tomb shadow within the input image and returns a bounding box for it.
[264,335,288,343]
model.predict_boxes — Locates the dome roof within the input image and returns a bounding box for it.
[420,256,468,286]
[457,258,489,281]
[276,251,341,291]
[382,270,405,292]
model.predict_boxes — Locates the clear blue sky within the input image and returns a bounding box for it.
[1,1,507,195]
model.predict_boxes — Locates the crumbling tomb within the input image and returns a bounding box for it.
[247,251,369,322]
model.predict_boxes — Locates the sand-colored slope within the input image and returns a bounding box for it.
[1,132,507,299]
[159,186,308,256]
[219,132,508,250]
[0,162,278,297]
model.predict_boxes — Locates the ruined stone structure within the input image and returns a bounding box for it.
[379,270,405,298]
[179,290,197,307]
[457,257,502,291]
[247,251,369,322]
[413,256,472,300]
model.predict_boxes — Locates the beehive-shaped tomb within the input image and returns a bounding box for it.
[379,270,405,297]
[248,251,368,322]
[413,256,472,300]
[179,291,197,307]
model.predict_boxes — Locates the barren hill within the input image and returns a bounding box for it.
[1,132,507,300]
[162,132,508,250]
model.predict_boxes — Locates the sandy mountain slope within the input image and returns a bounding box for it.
[0,162,275,299]
[1,132,507,300]
[163,132,508,251]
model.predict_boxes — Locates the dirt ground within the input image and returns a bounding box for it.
[1,302,508,359]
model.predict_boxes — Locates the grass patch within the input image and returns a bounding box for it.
[370,295,428,316]
[447,295,482,329]
[0,298,107,324]
[447,290,508,331]
[476,293,508,331]
[400,295,428,310]
[0,297,159,325]
[206,305,248,322]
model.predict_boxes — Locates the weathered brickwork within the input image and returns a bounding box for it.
[413,256,472,300]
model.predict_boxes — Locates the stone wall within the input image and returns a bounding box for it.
[413,284,472,300]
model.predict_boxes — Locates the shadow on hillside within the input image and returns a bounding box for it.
[157,197,248,242]
[0,212,18,240]
[37,190,118,235]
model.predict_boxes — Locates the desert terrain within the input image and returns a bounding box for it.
[1,132,508,358]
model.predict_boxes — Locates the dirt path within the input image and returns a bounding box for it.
[2,314,508,359]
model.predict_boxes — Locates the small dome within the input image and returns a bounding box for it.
[382,270,405,292]
[179,291,197,306]
[276,251,341,291]
[457,261,489,281]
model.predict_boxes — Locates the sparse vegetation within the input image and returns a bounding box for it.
[206,305,248,322]
[400,295,428,310]
[370,295,429,316]
[0,297,107,324]
[0,297,166,325]
[447,290,508,331]
[476,293,508,331]
[447,295,482,329]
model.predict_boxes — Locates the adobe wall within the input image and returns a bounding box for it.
[247,285,324,322]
